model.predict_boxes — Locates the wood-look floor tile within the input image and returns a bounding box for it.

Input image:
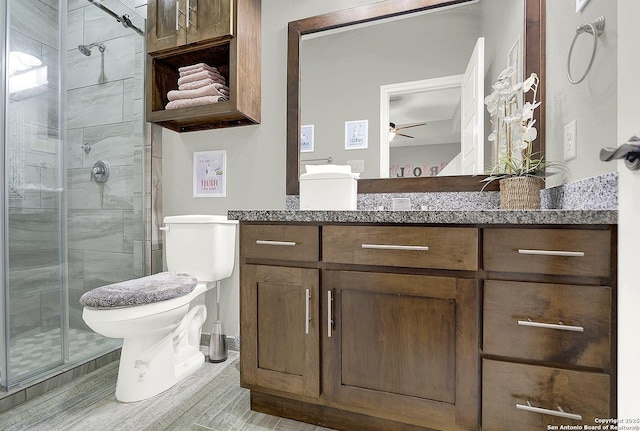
[0,351,338,431]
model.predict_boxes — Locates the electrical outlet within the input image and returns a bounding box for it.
[564,120,578,161]
[348,160,364,173]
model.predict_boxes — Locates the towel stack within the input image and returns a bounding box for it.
[165,62,230,110]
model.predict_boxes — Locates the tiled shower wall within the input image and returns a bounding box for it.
[65,0,146,330]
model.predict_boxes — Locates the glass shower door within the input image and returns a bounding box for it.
[2,0,67,387]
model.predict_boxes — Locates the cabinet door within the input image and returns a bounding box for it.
[240,264,319,399]
[187,0,234,44]
[147,0,187,54]
[323,271,479,431]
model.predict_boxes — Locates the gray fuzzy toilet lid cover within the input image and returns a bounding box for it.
[79,272,198,308]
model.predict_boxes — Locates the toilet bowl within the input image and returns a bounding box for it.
[80,215,237,402]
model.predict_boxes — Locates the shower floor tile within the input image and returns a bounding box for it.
[9,328,120,378]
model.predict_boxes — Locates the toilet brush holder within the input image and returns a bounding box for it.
[208,321,227,363]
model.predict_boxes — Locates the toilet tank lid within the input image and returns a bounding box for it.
[79,272,198,309]
[163,215,237,224]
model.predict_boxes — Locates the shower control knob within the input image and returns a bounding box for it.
[90,160,110,183]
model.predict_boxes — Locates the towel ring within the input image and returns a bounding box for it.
[567,16,605,84]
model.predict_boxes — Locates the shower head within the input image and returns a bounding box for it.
[78,42,106,56]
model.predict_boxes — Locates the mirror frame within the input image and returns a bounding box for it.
[287,0,545,195]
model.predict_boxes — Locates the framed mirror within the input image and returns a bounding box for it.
[287,0,544,195]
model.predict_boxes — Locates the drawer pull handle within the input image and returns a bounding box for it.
[517,249,585,257]
[518,319,584,332]
[305,288,310,335]
[255,240,297,247]
[362,244,430,252]
[516,400,583,421]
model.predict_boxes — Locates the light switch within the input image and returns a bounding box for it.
[564,120,578,161]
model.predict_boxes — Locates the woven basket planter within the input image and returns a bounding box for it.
[499,176,544,210]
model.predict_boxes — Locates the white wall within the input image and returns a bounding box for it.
[545,0,617,186]
[162,0,378,336]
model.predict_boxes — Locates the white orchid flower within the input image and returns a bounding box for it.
[521,101,541,121]
[523,73,538,92]
[522,122,538,142]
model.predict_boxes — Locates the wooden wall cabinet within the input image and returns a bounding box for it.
[145,0,260,132]
[147,0,234,54]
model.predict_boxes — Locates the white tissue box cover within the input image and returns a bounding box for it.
[300,170,358,210]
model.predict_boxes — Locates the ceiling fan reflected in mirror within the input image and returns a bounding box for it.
[389,122,427,140]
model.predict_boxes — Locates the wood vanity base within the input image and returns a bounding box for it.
[239,221,616,431]
[250,391,439,431]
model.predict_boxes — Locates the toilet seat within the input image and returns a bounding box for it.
[82,282,207,324]
[79,272,198,309]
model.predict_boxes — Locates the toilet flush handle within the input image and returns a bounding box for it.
[159,226,169,232]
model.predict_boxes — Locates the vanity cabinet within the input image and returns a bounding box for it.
[322,271,479,430]
[145,0,260,132]
[240,223,480,431]
[239,225,320,399]
[481,227,615,430]
[239,222,616,431]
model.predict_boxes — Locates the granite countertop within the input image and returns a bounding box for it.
[227,209,617,225]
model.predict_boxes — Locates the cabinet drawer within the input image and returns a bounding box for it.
[323,226,478,270]
[482,360,610,431]
[240,225,319,262]
[483,281,611,369]
[484,228,611,277]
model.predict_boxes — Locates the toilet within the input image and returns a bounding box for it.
[80,215,237,402]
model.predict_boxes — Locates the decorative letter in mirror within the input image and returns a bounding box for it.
[287,0,544,195]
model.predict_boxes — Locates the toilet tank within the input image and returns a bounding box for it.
[162,215,238,282]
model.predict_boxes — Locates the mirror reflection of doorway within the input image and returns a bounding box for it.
[380,37,485,178]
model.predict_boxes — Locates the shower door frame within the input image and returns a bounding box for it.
[0,0,69,390]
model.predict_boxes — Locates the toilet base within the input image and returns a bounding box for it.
[115,305,207,402]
